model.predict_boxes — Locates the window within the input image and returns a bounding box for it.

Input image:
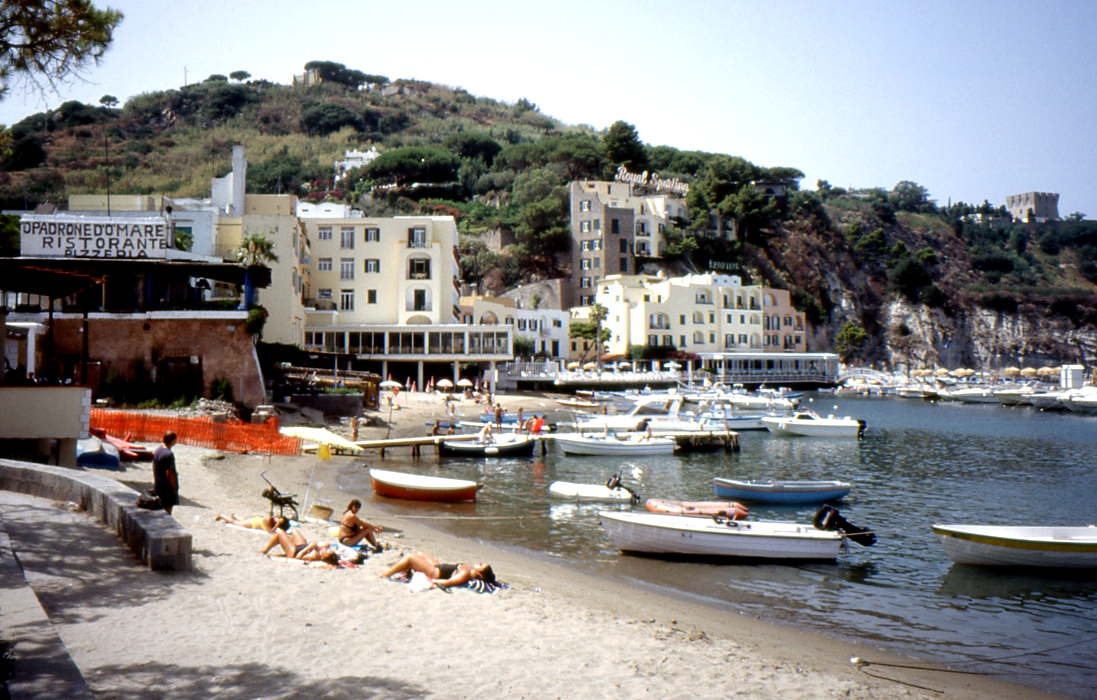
[367,289,377,304]
[619,239,628,253]
[662,335,672,345]
[318,288,332,299]
[593,258,600,268]
[579,199,591,212]
[620,257,628,272]
[317,257,332,271]
[339,258,355,280]
[693,311,704,324]
[340,227,355,249]
[693,331,704,344]
[680,335,686,347]
[579,277,592,288]
[593,219,601,231]
[658,223,665,234]
[553,319,562,328]
[408,227,427,248]
[408,257,431,279]
[517,319,526,330]
[679,314,686,324]
[580,259,591,270]
[580,221,591,233]
[637,222,647,234]
[709,312,715,323]
[709,332,716,343]
[365,258,380,273]
[648,335,658,346]
[408,288,430,311]
[318,226,332,240]
[365,227,380,242]
[340,289,354,311]
[611,218,620,234]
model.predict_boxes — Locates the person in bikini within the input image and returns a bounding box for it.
[259,518,311,558]
[378,551,495,589]
[339,499,383,552]
[214,513,278,532]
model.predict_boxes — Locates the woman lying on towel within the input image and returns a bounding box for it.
[378,551,495,589]
[215,513,278,532]
[339,499,384,552]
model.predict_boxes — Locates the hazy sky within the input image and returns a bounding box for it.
[3,0,1095,216]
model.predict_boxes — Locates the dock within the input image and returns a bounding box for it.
[354,433,480,457]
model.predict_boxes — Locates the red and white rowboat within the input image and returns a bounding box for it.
[369,468,481,502]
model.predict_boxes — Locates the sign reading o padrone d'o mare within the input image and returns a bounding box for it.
[19,214,174,259]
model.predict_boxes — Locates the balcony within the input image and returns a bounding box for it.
[407,239,429,249]
[408,272,431,280]
[406,303,432,312]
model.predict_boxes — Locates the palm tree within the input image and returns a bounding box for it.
[235,232,278,265]
[235,233,278,309]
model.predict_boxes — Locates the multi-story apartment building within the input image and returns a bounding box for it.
[594,273,765,357]
[567,180,688,308]
[299,215,511,386]
[762,287,807,352]
[460,294,569,359]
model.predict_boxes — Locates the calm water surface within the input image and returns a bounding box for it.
[328,394,1097,698]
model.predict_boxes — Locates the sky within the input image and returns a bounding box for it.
[2,0,1095,216]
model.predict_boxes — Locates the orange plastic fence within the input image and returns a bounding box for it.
[90,409,302,456]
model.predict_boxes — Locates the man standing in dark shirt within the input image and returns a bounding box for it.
[153,431,179,515]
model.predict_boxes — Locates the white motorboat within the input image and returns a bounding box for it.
[945,386,999,403]
[694,403,772,431]
[573,396,705,434]
[761,411,865,438]
[993,385,1037,406]
[552,432,675,456]
[1028,389,1067,410]
[1057,386,1097,414]
[598,506,875,560]
[549,480,638,502]
[895,383,936,399]
[932,524,1097,568]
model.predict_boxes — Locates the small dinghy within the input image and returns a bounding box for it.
[712,478,851,504]
[548,472,639,503]
[369,468,481,502]
[932,524,1097,568]
[599,505,875,560]
[552,432,675,456]
[644,498,749,520]
[439,433,536,458]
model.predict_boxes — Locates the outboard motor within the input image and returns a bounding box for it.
[813,505,876,546]
[856,420,867,439]
[605,472,640,504]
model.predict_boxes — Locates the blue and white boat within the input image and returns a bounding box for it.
[712,478,851,504]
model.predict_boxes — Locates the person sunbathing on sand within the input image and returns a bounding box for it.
[259,518,313,558]
[215,513,278,532]
[339,499,383,552]
[378,551,495,589]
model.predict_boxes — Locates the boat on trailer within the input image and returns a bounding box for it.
[369,468,481,502]
[932,524,1097,568]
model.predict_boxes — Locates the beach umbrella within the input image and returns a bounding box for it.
[935,368,950,376]
[1003,367,1021,376]
[379,379,401,389]
[1037,366,1058,375]
[456,378,473,387]
[1020,367,1038,376]
[664,360,681,369]
[436,378,454,389]
[583,361,597,370]
[566,361,581,370]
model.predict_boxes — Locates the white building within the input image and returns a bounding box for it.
[461,295,569,359]
[594,273,765,357]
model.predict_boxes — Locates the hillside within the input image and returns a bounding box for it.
[2,61,1096,368]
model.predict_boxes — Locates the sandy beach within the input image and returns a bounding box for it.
[0,390,1057,699]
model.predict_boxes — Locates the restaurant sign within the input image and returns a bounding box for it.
[614,166,690,195]
[20,214,174,259]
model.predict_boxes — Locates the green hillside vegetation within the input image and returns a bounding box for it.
[2,60,1096,341]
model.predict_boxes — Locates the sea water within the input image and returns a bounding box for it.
[333,394,1097,698]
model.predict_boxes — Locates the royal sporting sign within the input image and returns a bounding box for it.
[614,166,690,195]
[20,214,174,259]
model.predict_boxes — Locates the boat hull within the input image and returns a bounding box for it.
[369,468,480,502]
[761,415,862,437]
[599,511,842,560]
[932,524,1097,568]
[548,481,635,502]
[438,435,535,457]
[553,432,675,456]
[712,478,851,504]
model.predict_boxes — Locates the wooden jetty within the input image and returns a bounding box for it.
[355,429,737,458]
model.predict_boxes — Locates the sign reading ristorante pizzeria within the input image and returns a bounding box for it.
[19,214,174,259]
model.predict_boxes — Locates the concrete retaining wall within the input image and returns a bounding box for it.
[0,459,191,571]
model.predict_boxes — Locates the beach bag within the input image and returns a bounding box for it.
[136,490,162,510]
